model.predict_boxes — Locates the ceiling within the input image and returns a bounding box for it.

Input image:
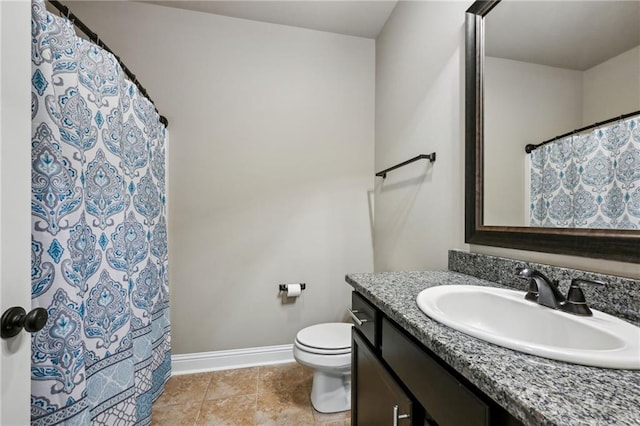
[485,1,640,71]
[145,1,398,39]
[140,1,639,68]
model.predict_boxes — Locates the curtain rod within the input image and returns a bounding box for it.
[47,1,168,128]
[524,109,640,154]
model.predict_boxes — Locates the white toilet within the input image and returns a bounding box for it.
[293,322,352,413]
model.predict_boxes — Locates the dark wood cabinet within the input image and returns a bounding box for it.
[382,318,489,426]
[351,291,523,426]
[350,291,379,348]
[352,328,414,426]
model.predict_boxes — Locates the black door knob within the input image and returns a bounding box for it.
[1,306,48,339]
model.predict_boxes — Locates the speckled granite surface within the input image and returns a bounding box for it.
[345,270,640,426]
[448,250,640,323]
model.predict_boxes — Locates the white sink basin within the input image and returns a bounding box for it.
[416,285,640,369]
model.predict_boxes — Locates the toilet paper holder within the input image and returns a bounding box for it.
[279,283,306,292]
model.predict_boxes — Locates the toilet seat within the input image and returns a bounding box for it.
[295,323,352,355]
[295,340,351,355]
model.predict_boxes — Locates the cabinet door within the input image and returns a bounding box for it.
[352,329,413,426]
[382,318,489,426]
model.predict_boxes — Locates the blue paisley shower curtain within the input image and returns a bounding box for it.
[30,0,170,424]
[529,115,640,228]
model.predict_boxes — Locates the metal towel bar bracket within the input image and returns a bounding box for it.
[375,152,436,179]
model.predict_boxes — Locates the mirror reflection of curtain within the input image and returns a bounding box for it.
[529,116,640,229]
[30,0,170,423]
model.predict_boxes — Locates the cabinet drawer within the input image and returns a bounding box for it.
[350,292,378,348]
[382,318,489,426]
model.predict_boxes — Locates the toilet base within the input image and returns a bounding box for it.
[310,370,351,413]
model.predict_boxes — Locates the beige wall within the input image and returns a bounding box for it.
[583,45,640,125]
[375,2,639,279]
[484,57,582,226]
[71,2,375,354]
[374,1,467,272]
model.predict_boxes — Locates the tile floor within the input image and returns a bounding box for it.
[152,363,351,425]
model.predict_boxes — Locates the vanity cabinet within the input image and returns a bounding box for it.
[351,291,522,426]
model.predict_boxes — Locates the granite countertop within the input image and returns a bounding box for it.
[346,270,640,426]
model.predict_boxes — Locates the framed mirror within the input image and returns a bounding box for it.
[465,0,640,263]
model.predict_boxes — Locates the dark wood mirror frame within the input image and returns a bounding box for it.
[464,0,640,264]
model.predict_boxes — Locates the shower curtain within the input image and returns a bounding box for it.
[30,0,170,424]
[529,115,640,228]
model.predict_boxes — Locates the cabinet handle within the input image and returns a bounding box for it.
[347,308,368,327]
[393,405,410,426]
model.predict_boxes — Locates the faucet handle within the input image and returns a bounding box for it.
[563,278,606,316]
[570,278,606,288]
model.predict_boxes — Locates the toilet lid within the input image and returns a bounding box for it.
[296,323,352,351]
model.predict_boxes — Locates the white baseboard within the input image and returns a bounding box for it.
[171,344,295,376]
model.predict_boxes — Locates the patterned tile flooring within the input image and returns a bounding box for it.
[152,363,351,425]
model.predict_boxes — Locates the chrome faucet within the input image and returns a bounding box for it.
[515,267,605,316]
